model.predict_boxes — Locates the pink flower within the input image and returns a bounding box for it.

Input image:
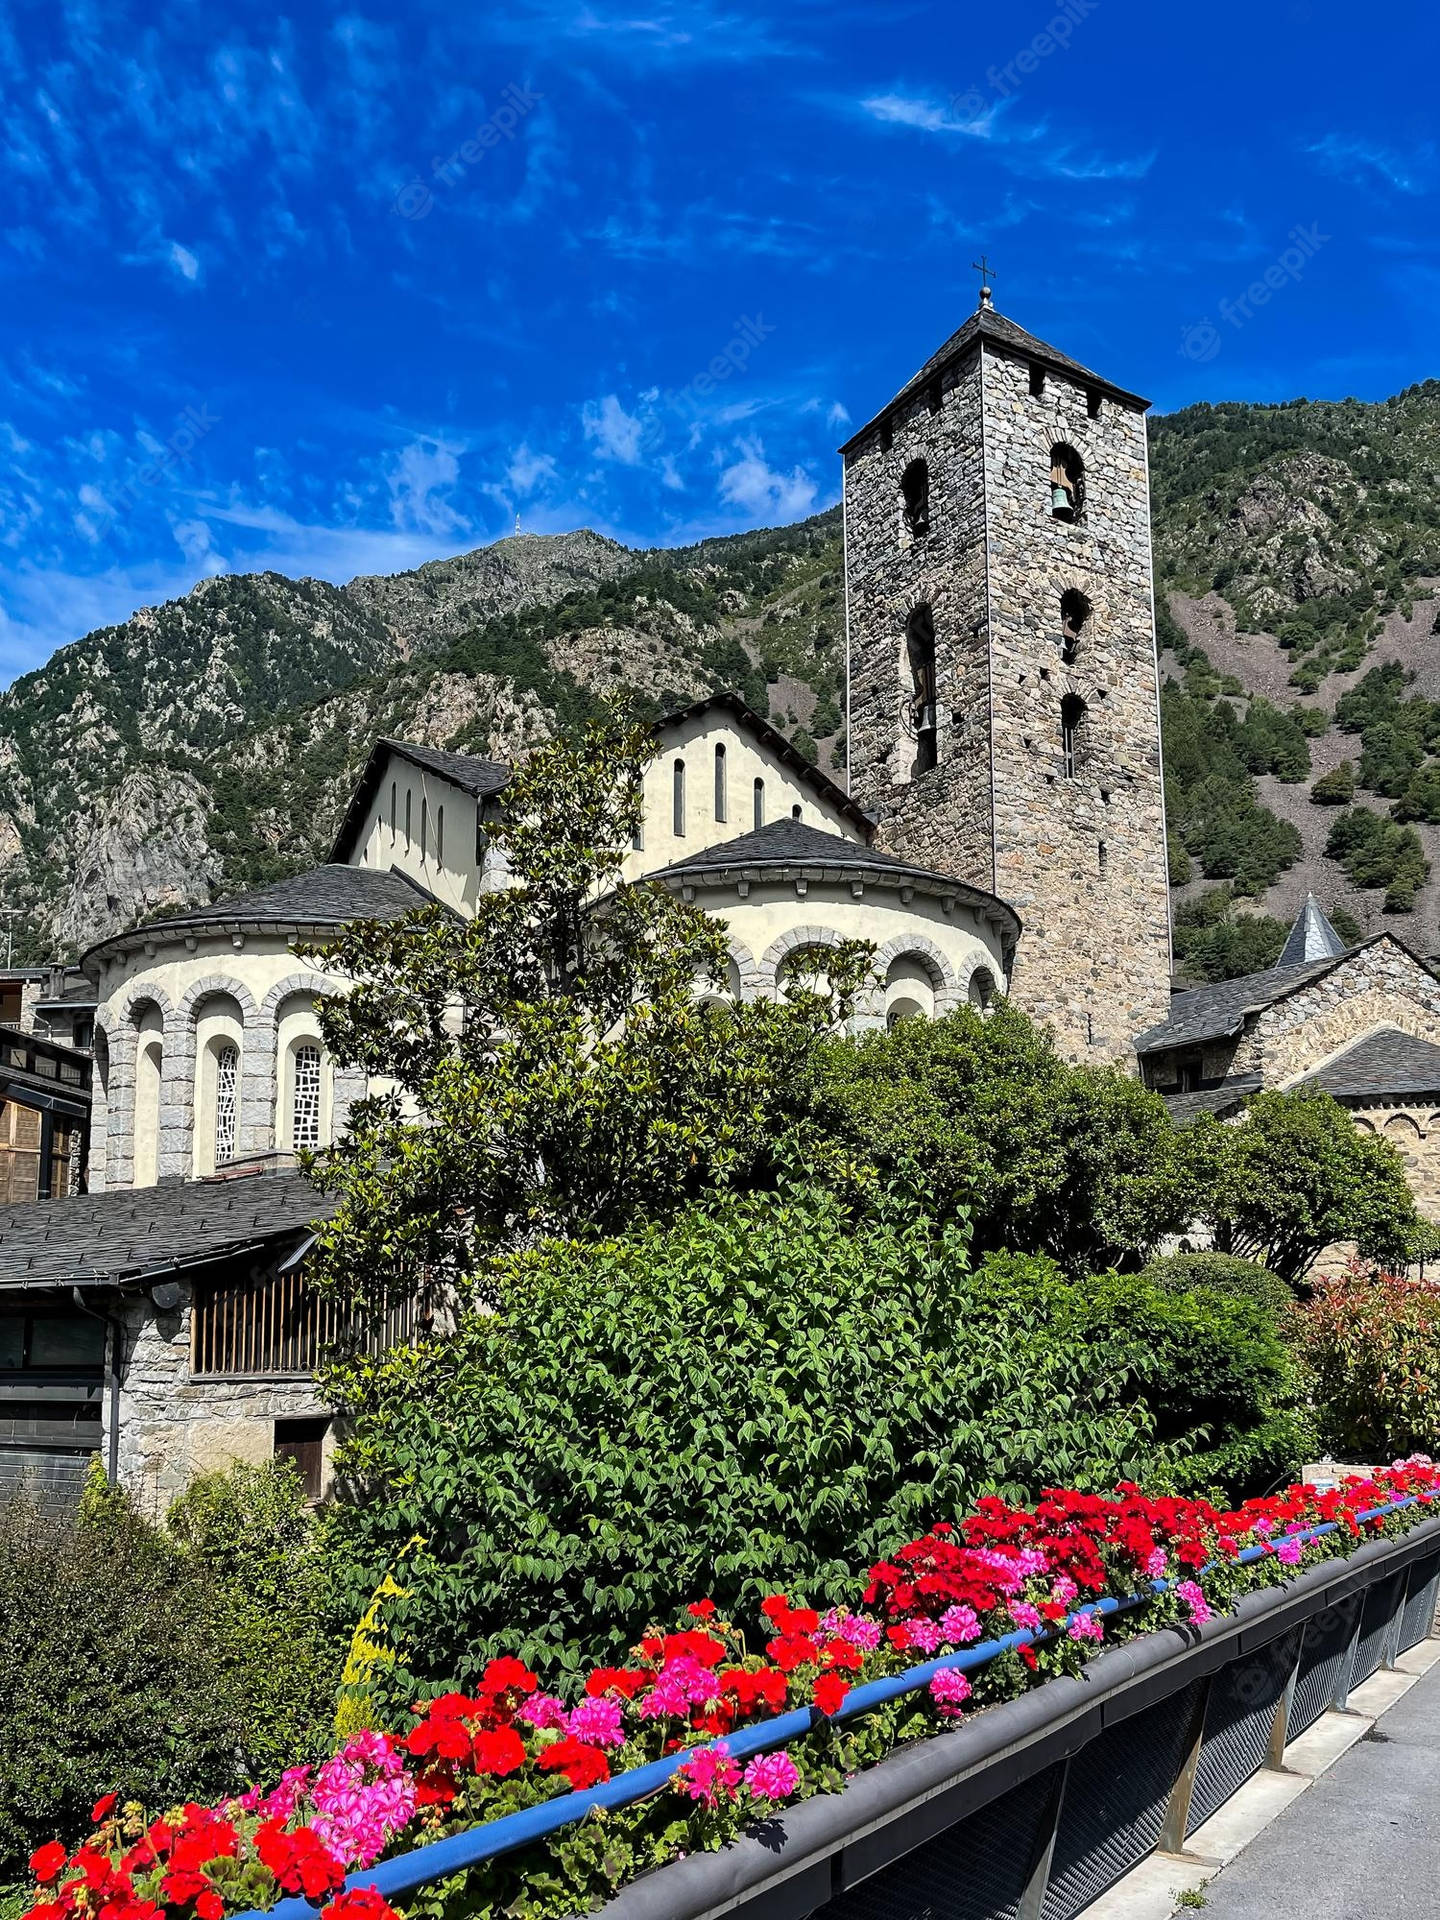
[1175,1579,1211,1627]
[1010,1602,1042,1634]
[676,1742,742,1809]
[1145,1549,1168,1580]
[567,1696,625,1748]
[743,1751,800,1801]
[1275,1537,1304,1566]
[309,1735,417,1869]
[518,1693,570,1732]
[941,1604,981,1644]
[907,1616,944,1654]
[639,1656,721,1719]
[1067,1611,1104,1644]
[928,1669,972,1717]
[1254,1516,1275,1537]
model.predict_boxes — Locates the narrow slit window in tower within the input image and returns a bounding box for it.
[906,604,938,775]
[900,459,930,538]
[1029,364,1046,398]
[1060,694,1087,779]
[1060,588,1091,665]
[753,777,765,831]
[714,742,727,823]
[1050,443,1085,522]
[672,759,686,837]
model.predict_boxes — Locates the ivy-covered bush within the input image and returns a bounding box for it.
[1291,1266,1440,1458]
[0,1462,340,1879]
[323,1188,1309,1698]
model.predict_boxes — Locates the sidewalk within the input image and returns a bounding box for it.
[1187,1653,1440,1919]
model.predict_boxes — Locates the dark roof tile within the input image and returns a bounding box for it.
[1135,953,1349,1053]
[0,1170,334,1290]
[1298,1028,1440,1102]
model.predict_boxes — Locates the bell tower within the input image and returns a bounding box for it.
[840,289,1171,1062]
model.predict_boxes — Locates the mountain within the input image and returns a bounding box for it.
[4,378,1440,976]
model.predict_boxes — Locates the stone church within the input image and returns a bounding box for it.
[5,291,1440,1507]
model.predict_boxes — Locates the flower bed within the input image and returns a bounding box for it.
[22,1463,1440,1920]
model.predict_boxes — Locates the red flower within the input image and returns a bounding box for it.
[822,1639,864,1673]
[687,1599,717,1619]
[323,1891,402,1920]
[481,1657,538,1698]
[472,1727,527,1777]
[812,1673,850,1716]
[29,1844,68,1886]
[254,1822,345,1902]
[195,1894,224,1920]
[721,1666,788,1714]
[586,1667,649,1699]
[1019,1645,1039,1671]
[538,1737,611,1790]
[91,1796,118,1825]
[661,1630,727,1669]
[767,1634,820,1672]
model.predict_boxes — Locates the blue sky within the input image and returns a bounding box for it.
[0,0,1436,681]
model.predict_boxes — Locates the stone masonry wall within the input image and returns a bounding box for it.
[981,348,1171,1061]
[842,327,1171,1063]
[844,351,995,888]
[1237,941,1440,1082]
[1348,1102,1440,1220]
[111,1279,330,1517]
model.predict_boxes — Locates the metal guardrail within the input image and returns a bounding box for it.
[240,1491,1440,1920]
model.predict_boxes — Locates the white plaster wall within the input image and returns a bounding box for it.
[624,713,863,882]
[351,759,481,913]
[672,874,1008,1020]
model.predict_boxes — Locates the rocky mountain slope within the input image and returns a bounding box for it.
[4,378,1439,975]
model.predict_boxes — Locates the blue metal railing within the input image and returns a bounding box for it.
[246,1489,1437,1920]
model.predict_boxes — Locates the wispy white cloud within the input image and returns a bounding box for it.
[1307,133,1434,195]
[507,443,559,492]
[386,435,471,537]
[717,436,816,519]
[581,392,644,463]
[859,91,992,138]
[168,241,201,282]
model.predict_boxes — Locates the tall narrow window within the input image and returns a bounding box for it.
[292,1045,322,1152]
[753,777,765,831]
[1029,364,1046,398]
[1060,588,1091,665]
[389,781,397,839]
[1060,694,1087,779]
[673,759,686,837]
[436,805,444,864]
[791,803,802,821]
[906,603,938,775]
[900,459,930,538]
[714,743,727,823]
[1050,444,1085,522]
[404,789,412,842]
[420,797,429,861]
[214,1044,238,1166]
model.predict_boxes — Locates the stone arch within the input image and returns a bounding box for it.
[258,972,343,1154]
[99,983,178,1190]
[169,976,261,1174]
[951,945,1007,1009]
[870,932,963,1019]
[708,934,763,1004]
[760,923,850,996]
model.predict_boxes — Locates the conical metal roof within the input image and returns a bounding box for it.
[1277,894,1348,968]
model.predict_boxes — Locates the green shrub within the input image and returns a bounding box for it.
[811,1005,1195,1272]
[324,1188,1178,1697]
[1139,1251,1295,1316]
[1292,1269,1440,1458]
[1310,761,1355,805]
[0,1464,340,1878]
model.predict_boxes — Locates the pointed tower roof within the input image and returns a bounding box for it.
[838,302,1150,455]
[1277,894,1349,969]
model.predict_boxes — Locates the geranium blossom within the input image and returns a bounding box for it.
[929,1669,972,1717]
[742,1752,800,1801]
[676,1742,741,1809]
[1176,1579,1211,1626]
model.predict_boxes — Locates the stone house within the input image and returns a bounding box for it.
[1136,896,1440,1214]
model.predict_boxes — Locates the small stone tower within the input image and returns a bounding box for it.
[840,291,1171,1062]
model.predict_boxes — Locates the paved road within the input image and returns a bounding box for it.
[1198,1658,1440,1919]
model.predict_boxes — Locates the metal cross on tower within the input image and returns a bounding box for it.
[971,255,995,309]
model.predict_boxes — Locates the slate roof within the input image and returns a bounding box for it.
[839,303,1149,454]
[1277,894,1348,968]
[83,864,434,973]
[655,819,1022,933]
[0,1169,335,1291]
[331,738,511,861]
[1134,951,1353,1054]
[1161,1075,1263,1124]
[1298,1028,1440,1103]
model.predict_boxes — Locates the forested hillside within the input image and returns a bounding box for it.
[2,379,1438,975]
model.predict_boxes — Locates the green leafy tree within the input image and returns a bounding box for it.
[1310,761,1355,805]
[809,1004,1195,1272]
[1292,1269,1440,1458]
[1197,1090,1421,1284]
[307,710,870,1307]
